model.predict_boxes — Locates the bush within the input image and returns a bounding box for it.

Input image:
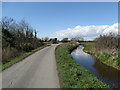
[2,17,44,61]
[2,47,20,63]
[95,34,119,54]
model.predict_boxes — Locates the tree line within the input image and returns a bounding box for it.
[2,16,119,63]
[2,17,45,63]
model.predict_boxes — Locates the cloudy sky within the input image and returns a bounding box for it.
[50,23,118,40]
[3,2,118,40]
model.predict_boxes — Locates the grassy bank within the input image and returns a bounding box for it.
[55,43,109,88]
[81,42,95,53]
[2,46,45,70]
[81,42,120,70]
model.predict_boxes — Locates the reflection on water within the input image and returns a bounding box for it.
[71,45,120,88]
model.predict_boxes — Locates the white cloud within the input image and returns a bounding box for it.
[50,23,118,41]
[102,23,118,35]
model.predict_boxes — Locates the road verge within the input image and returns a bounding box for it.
[2,46,46,70]
[55,43,110,88]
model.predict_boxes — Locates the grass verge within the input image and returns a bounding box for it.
[2,46,45,70]
[55,43,110,88]
[81,42,120,70]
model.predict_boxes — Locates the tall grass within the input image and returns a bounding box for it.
[2,47,21,63]
[2,46,45,70]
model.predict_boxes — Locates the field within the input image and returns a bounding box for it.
[55,43,109,88]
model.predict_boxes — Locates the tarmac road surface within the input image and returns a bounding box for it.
[2,44,60,88]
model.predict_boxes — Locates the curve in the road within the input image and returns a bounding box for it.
[2,44,60,88]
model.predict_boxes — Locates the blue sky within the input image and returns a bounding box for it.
[2,2,118,39]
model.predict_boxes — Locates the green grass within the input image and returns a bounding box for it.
[81,42,120,70]
[55,44,110,88]
[2,46,45,70]
[98,53,120,70]
[80,42,95,53]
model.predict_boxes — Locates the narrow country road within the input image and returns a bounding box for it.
[2,44,60,88]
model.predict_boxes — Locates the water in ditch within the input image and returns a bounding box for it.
[71,45,120,88]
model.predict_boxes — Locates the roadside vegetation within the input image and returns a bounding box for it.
[1,17,59,70]
[81,34,120,70]
[55,43,110,88]
[2,46,45,70]
[2,17,44,63]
